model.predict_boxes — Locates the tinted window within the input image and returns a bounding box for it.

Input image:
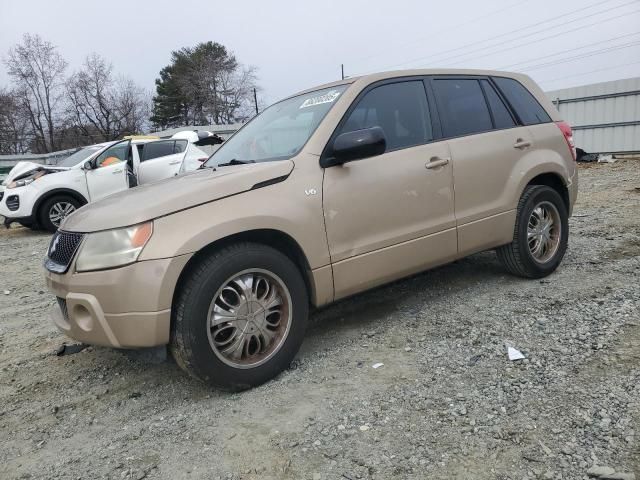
[142,141,175,161]
[95,142,129,167]
[480,79,515,129]
[340,81,432,151]
[433,79,492,137]
[493,77,551,125]
[173,140,187,154]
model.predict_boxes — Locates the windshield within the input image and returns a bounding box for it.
[57,144,107,167]
[205,85,348,167]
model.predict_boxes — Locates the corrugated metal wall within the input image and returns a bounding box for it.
[546,77,640,154]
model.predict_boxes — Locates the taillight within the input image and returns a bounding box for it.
[556,121,576,161]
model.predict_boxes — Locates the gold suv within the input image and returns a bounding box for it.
[44,69,578,390]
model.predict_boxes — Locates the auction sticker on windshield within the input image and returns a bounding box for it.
[299,90,342,109]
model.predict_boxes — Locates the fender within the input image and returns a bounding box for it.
[33,188,89,219]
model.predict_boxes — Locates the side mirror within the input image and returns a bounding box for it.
[321,126,386,167]
[82,161,94,170]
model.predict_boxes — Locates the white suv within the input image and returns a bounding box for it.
[0,135,211,231]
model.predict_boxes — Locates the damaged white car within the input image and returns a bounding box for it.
[0,132,221,232]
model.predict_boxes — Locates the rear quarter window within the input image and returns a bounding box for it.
[492,77,551,125]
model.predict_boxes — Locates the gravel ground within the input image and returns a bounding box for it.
[1,160,639,480]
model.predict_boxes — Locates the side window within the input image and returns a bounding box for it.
[95,142,129,168]
[480,79,516,129]
[432,79,492,138]
[492,77,551,125]
[141,141,176,161]
[339,81,432,151]
[173,140,187,154]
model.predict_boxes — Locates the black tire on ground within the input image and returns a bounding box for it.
[18,220,39,230]
[497,185,569,278]
[38,195,81,233]
[170,242,309,391]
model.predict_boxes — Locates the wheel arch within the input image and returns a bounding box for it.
[525,172,570,212]
[171,229,318,316]
[33,188,88,219]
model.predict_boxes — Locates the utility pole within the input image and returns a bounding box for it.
[341,64,344,80]
[253,87,259,115]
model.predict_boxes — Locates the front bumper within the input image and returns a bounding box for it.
[0,185,37,223]
[45,254,191,348]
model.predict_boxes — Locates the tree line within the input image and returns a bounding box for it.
[0,34,259,154]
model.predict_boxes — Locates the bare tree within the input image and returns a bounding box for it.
[66,53,150,141]
[0,88,31,154]
[216,65,259,123]
[5,34,67,152]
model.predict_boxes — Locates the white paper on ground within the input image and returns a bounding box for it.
[507,347,525,361]
[372,363,384,369]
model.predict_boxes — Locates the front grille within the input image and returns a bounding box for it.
[57,297,69,321]
[44,231,84,273]
[6,195,19,211]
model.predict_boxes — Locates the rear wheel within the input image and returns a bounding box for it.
[497,185,568,278]
[38,195,80,232]
[170,242,309,391]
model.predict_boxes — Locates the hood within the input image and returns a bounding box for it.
[2,161,67,185]
[62,160,294,232]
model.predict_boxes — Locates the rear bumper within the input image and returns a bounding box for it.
[567,168,578,216]
[45,254,192,348]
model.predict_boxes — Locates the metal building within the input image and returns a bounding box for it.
[546,77,640,155]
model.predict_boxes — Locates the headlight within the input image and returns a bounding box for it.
[8,170,45,189]
[8,178,35,189]
[75,222,153,272]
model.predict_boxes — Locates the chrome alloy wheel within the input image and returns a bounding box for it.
[49,202,76,227]
[206,269,292,369]
[527,201,561,263]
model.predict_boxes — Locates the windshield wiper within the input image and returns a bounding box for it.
[217,158,256,167]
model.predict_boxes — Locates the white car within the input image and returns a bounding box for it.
[0,134,215,232]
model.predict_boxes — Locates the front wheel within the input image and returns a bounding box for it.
[38,195,81,232]
[170,242,309,391]
[497,185,569,278]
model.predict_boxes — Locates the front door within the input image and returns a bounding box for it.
[85,140,130,201]
[137,140,187,184]
[322,79,457,299]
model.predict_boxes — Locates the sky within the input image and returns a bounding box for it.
[1,0,639,107]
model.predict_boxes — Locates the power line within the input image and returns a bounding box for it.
[434,7,640,69]
[497,31,640,69]
[537,59,640,85]
[348,0,530,68]
[359,0,636,73]
[516,41,640,72]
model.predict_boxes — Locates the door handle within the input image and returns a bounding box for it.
[112,169,123,174]
[425,157,450,169]
[513,139,532,149]
[169,160,181,165]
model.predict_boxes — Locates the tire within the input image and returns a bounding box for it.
[18,220,39,230]
[38,195,81,232]
[170,242,309,391]
[497,185,568,278]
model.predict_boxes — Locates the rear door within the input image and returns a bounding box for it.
[85,140,130,201]
[429,76,530,255]
[137,140,188,184]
